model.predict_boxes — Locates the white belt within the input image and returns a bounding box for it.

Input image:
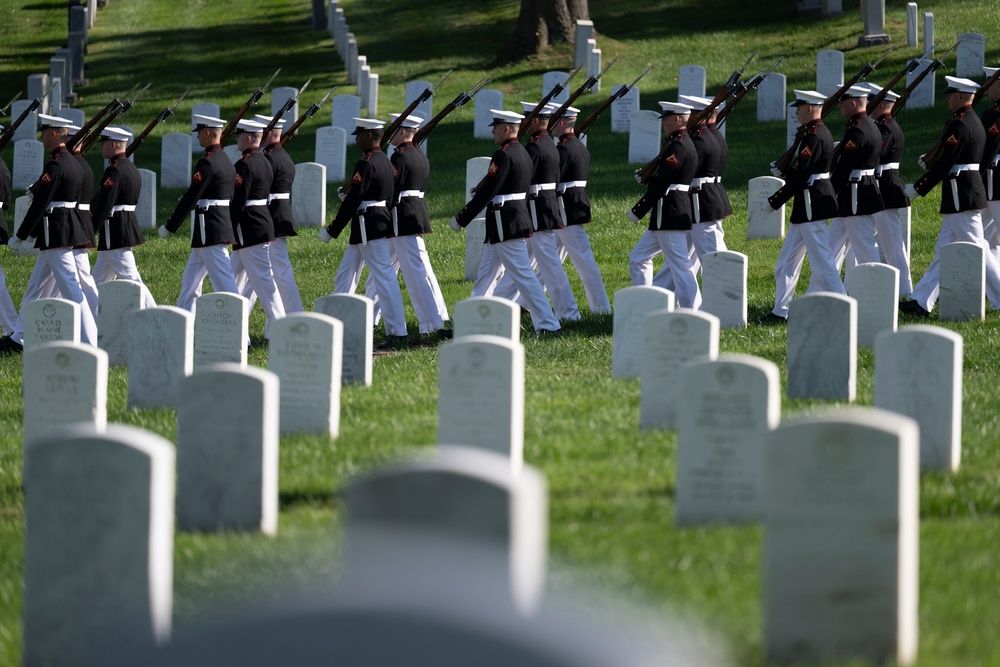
[396,190,425,202]
[46,201,77,211]
[876,163,900,176]
[245,199,268,206]
[358,199,386,211]
[950,163,979,175]
[528,182,556,196]
[691,176,719,188]
[77,204,90,211]
[111,204,136,213]
[849,168,876,181]
[196,199,229,209]
[557,180,586,193]
[666,184,690,193]
[267,192,290,202]
[490,192,526,206]
[807,172,831,186]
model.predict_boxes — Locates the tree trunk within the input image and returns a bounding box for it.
[491,0,590,67]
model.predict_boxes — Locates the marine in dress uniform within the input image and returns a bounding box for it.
[0,129,17,337]
[549,107,611,314]
[159,113,240,312]
[57,125,101,326]
[901,76,1000,316]
[760,90,845,323]
[978,67,1000,262]
[493,102,581,322]
[450,109,560,334]
[866,82,914,295]
[320,117,409,346]
[363,113,451,337]
[3,114,97,350]
[90,126,156,307]
[826,85,885,270]
[228,119,285,338]
[626,101,702,310]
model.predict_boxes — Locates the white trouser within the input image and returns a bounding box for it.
[828,215,880,269]
[0,264,18,336]
[871,208,914,296]
[554,225,610,314]
[650,220,724,291]
[177,244,239,312]
[629,230,702,309]
[910,210,1000,311]
[92,249,157,308]
[493,231,581,321]
[73,249,100,325]
[235,238,304,315]
[334,239,408,337]
[13,248,98,346]
[772,220,846,318]
[366,236,445,334]
[230,243,286,338]
[474,239,560,332]
[982,201,1000,265]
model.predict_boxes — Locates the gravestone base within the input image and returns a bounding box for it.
[858,34,891,47]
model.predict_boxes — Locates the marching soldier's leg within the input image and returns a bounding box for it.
[494,238,560,333]
[268,237,303,313]
[872,208,913,296]
[629,230,662,286]
[359,240,407,337]
[556,226,610,313]
[394,236,443,333]
[471,244,504,298]
[177,250,210,311]
[771,223,808,319]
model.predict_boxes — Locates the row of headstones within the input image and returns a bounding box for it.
[325,0,378,114]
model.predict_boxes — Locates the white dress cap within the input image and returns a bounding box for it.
[37,113,75,129]
[236,119,267,133]
[983,66,999,78]
[100,126,133,142]
[388,113,423,128]
[351,117,385,135]
[944,76,979,94]
[658,101,694,116]
[192,113,226,129]
[791,89,826,106]
[254,114,286,128]
[488,109,525,126]
[843,84,870,98]
[678,94,712,110]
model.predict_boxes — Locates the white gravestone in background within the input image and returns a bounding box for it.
[331,94,362,136]
[24,298,79,349]
[612,286,674,379]
[127,306,193,410]
[939,241,985,321]
[23,424,174,667]
[677,354,780,525]
[573,20,595,69]
[349,54,365,86]
[137,168,157,228]
[464,157,491,280]
[747,176,785,239]
[193,292,248,369]
[314,293,373,386]
[292,162,326,227]
[473,90,503,139]
[787,292,857,401]
[587,43,602,94]
[315,126,347,182]
[161,132,193,189]
[13,139,44,191]
[906,2,918,47]
[627,110,661,164]
[26,73,50,115]
[678,65,707,98]
[956,32,985,78]
[405,80,434,128]
[757,72,786,122]
[438,335,525,475]
[845,262,898,349]
[640,309,719,430]
[875,325,963,472]
[10,100,37,144]
[815,50,844,97]
[270,86,298,128]
[542,71,570,105]
[701,250,748,328]
[223,145,242,164]
[786,102,801,148]
[177,364,278,534]
[905,59,935,109]
[97,279,146,366]
[190,102,220,153]
[12,195,39,257]
[763,409,918,666]
[22,342,107,448]
[358,66,371,111]
[611,84,639,133]
[60,107,86,128]
[453,296,520,344]
[364,72,379,117]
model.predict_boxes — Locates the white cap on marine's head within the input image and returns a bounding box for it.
[100,126,133,142]
[658,101,693,117]
[488,109,524,126]
[193,113,226,129]
[678,94,712,111]
[254,113,285,128]
[388,113,423,128]
[842,84,870,99]
[520,101,549,116]
[984,66,999,78]
[66,124,82,134]
[944,75,978,94]
[545,101,579,118]
[235,119,267,133]
[867,83,899,103]
[37,113,74,129]
[351,117,384,135]
[791,89,826,107]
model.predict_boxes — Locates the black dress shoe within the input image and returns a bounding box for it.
[0,336,23,354]
[374,335,410,352]
[754,312,787,325]
[899,300,930,317]
[435,328,453,340]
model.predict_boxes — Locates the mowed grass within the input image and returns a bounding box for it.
[0,0,999,664]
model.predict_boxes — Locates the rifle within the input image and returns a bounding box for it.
[220,68,281,146]
[0,92,21,118]
[773,47,896,177]
[80,83,150,153]
[548,56,617,129]
[725,50,758,89]
[64,83,139,152]
[0,89,43,154]
[716,56,784,126]
[280,85,338,147]
[413,75,491,146]
[576,66,651,137]
[380,70,451,151]
[867,41,939,114]
[891,42,958,117]
[518,64,583,138]
[263,77,311,139]
[126,90,187,158]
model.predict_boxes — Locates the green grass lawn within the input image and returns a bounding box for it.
[0,0,999,664]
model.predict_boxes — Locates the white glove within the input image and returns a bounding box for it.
[627,210,641,224]
[158,225,170,239]
[917,154,927,170]
[318,227,333,244]
[449,217,462,232]
[904,184,920,201]
[633,169,643,184]
[337,188,347,202]
[769,161,782,178]
[7,237,22,252]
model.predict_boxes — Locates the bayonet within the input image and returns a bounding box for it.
[0,92,22,116]
[317,85,339,107]
[169,90,188,112]
[871,45,898,70]
[468,76,492,99]
[295,77,312,101]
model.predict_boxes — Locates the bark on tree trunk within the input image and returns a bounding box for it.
[491,0,590,67]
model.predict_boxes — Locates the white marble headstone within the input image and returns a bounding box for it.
[12,194,38,256]
[60,107,86,128]
[315,126,347,182]
[127,306,193,409]
[763,408,918,666]
[677,353,780,524]
[612,286,675,379]
[542,71,570,105]
[474,90,504,139]
[438,335,525,473]
[786,101,802,148]
[923,12,934,54]
[904,59,935,109]
[640,309,719,430]
[364,72,378,116]
[223,144,242,164]
[701,250,748,328]
[906,2,918,47]
[268,312,343,437]
[406,80,434,127]
[611,84,639,133]
[678,64,707,98]
[757,72,787,122]
[939,241,985,321]
[845,262,899,348]
[13,139,44,190]
[331,94,362,136]
[314,293,373,386]
[816,49,844,97]
[26,73,50,115]
[193,292,248,369]
[747,176,785,239]
[23,342,108,448]
[587,44,602,94]
[956,32,985,78]
[465,157,491,279]
[574,20,595,69]
[350,54,366,86]
[453,296,520,343]
[627,110,661,164]
[270,86,299,128]
[161,132,193,188]
[787,292,857,401]
[24,298,79,349]
[97,279,146,366]
[292,162,326,227]
[137,168,157,228]
[177,364,278,534]
[23,424,174,667]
